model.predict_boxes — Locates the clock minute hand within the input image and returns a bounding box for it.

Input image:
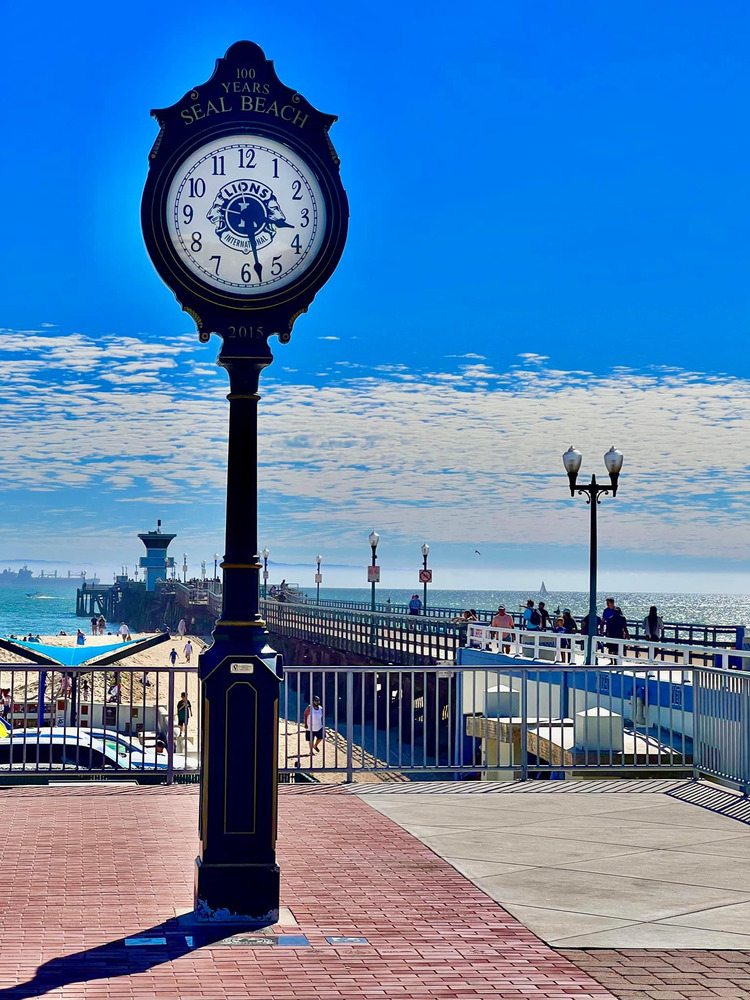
[248,223,263,282]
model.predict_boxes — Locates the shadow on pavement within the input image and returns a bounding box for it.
[0,917,264,999]
[668,779,750,824]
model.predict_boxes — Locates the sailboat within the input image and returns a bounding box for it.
[539,581,548,596]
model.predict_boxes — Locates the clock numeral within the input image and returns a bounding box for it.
[271,255,283,276]
[300,208,309,228]
[191,232,203,252]
[182,205,194,225]
[209,255,221,275]
[212,155,225,176]
[272,158,279,179]
[291,234,302,255]
[241,263,254,283]
[188,178,206,198]
[239,148,256,169]
[291,180,303,200]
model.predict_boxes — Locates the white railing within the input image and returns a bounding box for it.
[279,661,750,793]
[464,624,745,670]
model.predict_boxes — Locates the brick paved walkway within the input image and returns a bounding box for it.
[0,783,613,999]
[560,949,750,1000]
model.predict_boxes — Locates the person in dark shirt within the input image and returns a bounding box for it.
[538,601,551,631]
[605,606,629,658]
[581,612,603,636]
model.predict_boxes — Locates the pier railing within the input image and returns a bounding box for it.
[463,624,741,669]
[262,599,741,665]
[262,599,463,664]
[288,597,740,648]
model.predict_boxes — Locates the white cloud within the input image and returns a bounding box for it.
[0,328,749,566]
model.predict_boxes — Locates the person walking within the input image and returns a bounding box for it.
[118,623,131,642]
[303,695,325,755]
[90,616,98,635]
[177,691,192,738]
[177,618,187,639]
[169,647,178,667]
[491,604,515,653]
[184,640,193,664]
[408,594,422,615]
[97,615,106,635]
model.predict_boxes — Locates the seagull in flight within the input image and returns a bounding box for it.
[474,549,481,555]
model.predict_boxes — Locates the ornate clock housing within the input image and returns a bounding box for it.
[141,42,348,350]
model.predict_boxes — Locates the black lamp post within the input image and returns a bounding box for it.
[261,548,269,600]
[562,445,624,664]
[213,552,219,581]
[421,542,430,614]
[369,531,379,614]
[315,554,322,604]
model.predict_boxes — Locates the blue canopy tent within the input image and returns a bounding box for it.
[0,632,172,726]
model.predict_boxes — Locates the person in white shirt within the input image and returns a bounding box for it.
[303,695,324,754]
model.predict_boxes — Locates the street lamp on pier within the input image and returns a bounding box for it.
[562,445,624,664]
[261,548,270,599]
[182,553,188,584]
[213,552,219,580]
[315,554,322,605]
[201,560,207,581]
[421,542,430,614]
[368,531,380,614]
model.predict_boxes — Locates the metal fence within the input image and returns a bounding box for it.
[0,664,200,782]
[279,659,750,794]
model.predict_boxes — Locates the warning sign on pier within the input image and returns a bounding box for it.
[419,569,432,583]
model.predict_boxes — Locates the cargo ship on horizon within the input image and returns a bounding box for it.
[0,566,100,589]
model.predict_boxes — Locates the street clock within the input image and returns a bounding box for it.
[141,40,348,350]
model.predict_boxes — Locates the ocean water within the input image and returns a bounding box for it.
[1,585,749,637]
[0,589,90,637]
[300,587,750,626]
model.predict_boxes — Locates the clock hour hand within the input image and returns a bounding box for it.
[248,223,263,282]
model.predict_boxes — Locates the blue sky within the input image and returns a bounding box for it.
[1,0,750,592]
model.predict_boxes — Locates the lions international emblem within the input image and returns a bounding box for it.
[206,179,293,255]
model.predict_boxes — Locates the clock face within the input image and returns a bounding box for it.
[166,133,327,296]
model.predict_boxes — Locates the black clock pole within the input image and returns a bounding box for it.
[194,341,282,923]
[141,40,348,927]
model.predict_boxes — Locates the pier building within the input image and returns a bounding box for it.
[138,521,176,591]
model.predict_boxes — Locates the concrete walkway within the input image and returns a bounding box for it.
[355,778,750,949]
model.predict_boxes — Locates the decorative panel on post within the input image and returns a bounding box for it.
[141,41,348,925]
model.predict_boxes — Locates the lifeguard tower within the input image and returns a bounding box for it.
[138,521,176,592]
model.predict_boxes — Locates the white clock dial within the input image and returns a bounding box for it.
[166,134,326,295]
